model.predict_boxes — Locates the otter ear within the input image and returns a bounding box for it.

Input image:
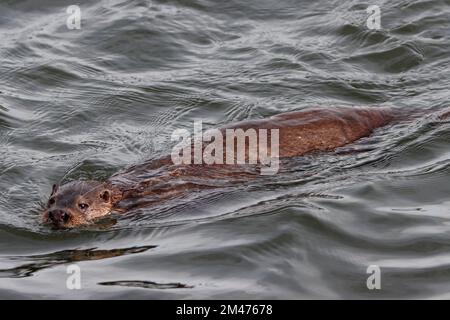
[100,190,111,203]
[51,184,59,196]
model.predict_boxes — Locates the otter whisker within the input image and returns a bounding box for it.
[57,160,86,186]
[80,183,107,198]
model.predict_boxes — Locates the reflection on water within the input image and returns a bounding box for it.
[98,280,193,290]
[0,0,449,298]
[0,245,156,278]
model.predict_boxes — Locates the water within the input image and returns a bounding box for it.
[0,0,449,299]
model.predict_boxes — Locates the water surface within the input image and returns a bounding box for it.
[0,0,450,299]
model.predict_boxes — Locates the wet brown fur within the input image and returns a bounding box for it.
[43,106,395,228]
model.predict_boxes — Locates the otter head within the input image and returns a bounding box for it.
[42,181,114,228]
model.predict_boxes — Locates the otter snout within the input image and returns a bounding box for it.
[48,209,70,225]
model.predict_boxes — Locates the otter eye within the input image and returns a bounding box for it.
[48,198,56,206]
[78,203,89,210]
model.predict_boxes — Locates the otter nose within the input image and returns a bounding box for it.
[48,209,70,224]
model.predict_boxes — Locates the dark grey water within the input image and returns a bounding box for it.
[0,0,449,299]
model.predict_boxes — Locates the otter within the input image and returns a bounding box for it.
[43,106,397,228]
